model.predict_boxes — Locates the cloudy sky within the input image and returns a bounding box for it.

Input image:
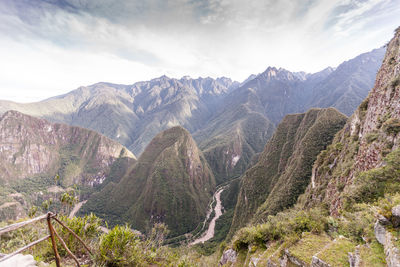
[0,0,399,102]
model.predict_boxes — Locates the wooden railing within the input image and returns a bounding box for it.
[0,212,92,267]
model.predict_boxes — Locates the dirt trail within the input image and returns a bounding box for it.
[69,200,87,218]
[191,188,224,245]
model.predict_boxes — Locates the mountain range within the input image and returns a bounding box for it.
[0,39,396,266]
[0,47,385,187]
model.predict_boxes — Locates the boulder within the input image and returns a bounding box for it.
[374,221,386,245]
[348,246,361,267]
[219,249,237,266]
[391,205,400,227]
[0,254,37,267]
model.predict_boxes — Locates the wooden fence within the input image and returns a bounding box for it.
[0,212,92,267]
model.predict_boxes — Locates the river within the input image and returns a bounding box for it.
[190,187,224,245]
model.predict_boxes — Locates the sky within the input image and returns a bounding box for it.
[0,0,399,102]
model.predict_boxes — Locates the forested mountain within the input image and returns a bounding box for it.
[81,126,216,237]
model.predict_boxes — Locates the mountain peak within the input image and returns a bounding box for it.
[83,125,215,236]
[259,66,297,81]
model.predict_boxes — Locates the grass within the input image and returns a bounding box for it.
[359,242,386,266]
[317,238,355,267]
[289,233,331,263]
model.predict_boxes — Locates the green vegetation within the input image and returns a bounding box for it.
[82,126,216,237]
[318,238,355,267]
[98,225,142,266]
[289,233,331,263]
[391,75,400,88]
[0,214,202,266]
[232,207,329,251]
[230,108,347,235]
[382,118,400,135]
[343,149,400,207]
[365,131,379,143]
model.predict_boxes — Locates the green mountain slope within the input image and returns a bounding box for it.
[221,28,400,267]
[0,110,135,220]
[82,126,216,237]
[229,108,347,235]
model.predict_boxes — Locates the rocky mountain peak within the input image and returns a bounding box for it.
[259,66,298,81]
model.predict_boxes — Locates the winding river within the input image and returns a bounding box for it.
[190,187,224,245]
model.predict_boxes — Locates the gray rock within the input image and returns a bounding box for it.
[219,249,237,266]
[374,221,387,245]
[0,254,37,267]
[348,246,361,267]
[391,205,400,227]
[250,256,259,266]
[374,220,400,267]
[377,214,391,225]
[311,256,331,267]
[266,259,279,267]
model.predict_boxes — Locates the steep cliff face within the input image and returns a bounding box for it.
[0,110,135,185]
[82,126,216,237]
[301,27,400,215]
[229,108,347,234]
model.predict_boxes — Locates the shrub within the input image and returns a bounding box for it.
[45,213,103,261]
[382,118,400,135]
[359,99,369,111]
[342,149,400,207]
[391,76,400,88]
[232,207,328,250]
[365,132,379,144]
[97,225,142,266]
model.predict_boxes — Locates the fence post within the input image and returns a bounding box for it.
[47,213,61,267]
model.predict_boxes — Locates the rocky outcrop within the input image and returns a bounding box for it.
[302,27,400,215]
[348,246,361,267]
[391,205,400,227]
[374,220,400,267]
[311,256,330,267]
[219,249,237,265]
[0,254,37,267]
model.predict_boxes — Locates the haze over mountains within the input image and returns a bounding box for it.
[0,48,385,185]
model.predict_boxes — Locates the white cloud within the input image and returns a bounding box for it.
[0,0,399,102]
